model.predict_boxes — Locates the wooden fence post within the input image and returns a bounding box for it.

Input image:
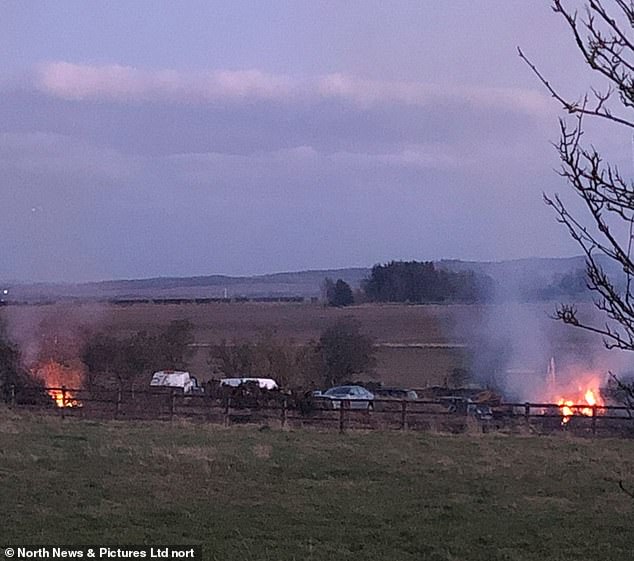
[401,400,408,430]
[61,386,67,419]
[339,400,347,434]
[524,402,530,430]
[592,405,597,436]
[206,388,213,422]
[115,385,122,420]
[224,396,231,427]
[280,397,287,429]
[169,388,175,421]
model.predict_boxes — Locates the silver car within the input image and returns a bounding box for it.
[316,385,374,410]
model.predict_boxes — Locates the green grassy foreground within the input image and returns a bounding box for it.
[1,411,633,561]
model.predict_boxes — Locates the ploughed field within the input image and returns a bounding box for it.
[1,412,632,561]
[2,301,609,388]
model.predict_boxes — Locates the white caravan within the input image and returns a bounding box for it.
[150,370,201,394]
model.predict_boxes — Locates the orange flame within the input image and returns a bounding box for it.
[556,387,604,424]
[46,388,81,408]
[33,360,84,408]
[544,359,606,425]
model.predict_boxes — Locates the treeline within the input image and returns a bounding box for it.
[362,261,493,303]
[208,318,375,389]
[82,319,195,388]
[0,314,377,398]
[324,261,493,307]
[83,318,375,390]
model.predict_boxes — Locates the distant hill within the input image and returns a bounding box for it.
[0,256,613,302]
[1,268,370,301]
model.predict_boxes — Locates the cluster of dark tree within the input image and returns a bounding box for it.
[362,261,494,304]
[208,317,376,389]
[0,314,376,399]
[323,262,494,307]
[322,278,355,307]
[81,319,195,389]
[84,317,376,390]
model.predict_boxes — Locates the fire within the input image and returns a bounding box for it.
[32,360,84,408]
[555,386,604,424]
[545,358,605,425]
[557,399,574,423]
[47,388,80,408]
[585,389,599,407]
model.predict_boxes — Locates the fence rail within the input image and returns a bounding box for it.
[5,385,634,436]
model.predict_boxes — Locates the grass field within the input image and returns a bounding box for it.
[1,411,633,561]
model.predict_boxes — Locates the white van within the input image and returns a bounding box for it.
[219,377,278,390]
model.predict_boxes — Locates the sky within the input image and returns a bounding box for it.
[0,0,630,282]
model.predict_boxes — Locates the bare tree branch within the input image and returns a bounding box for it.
[518,47,634,128]
[522,2,634,422]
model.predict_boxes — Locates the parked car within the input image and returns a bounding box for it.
[219,377,279,390]
[314,385,374,410]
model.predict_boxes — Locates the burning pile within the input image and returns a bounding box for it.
[555,387,604,424]
[547,358,605,424]
[32,360,85,408]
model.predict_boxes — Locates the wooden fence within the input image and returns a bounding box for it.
[6,385,634,436]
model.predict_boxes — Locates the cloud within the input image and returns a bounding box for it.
[317,73,550,116]
[34,61,551,118]
[36,61,296,103]
[0,62,570,283]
